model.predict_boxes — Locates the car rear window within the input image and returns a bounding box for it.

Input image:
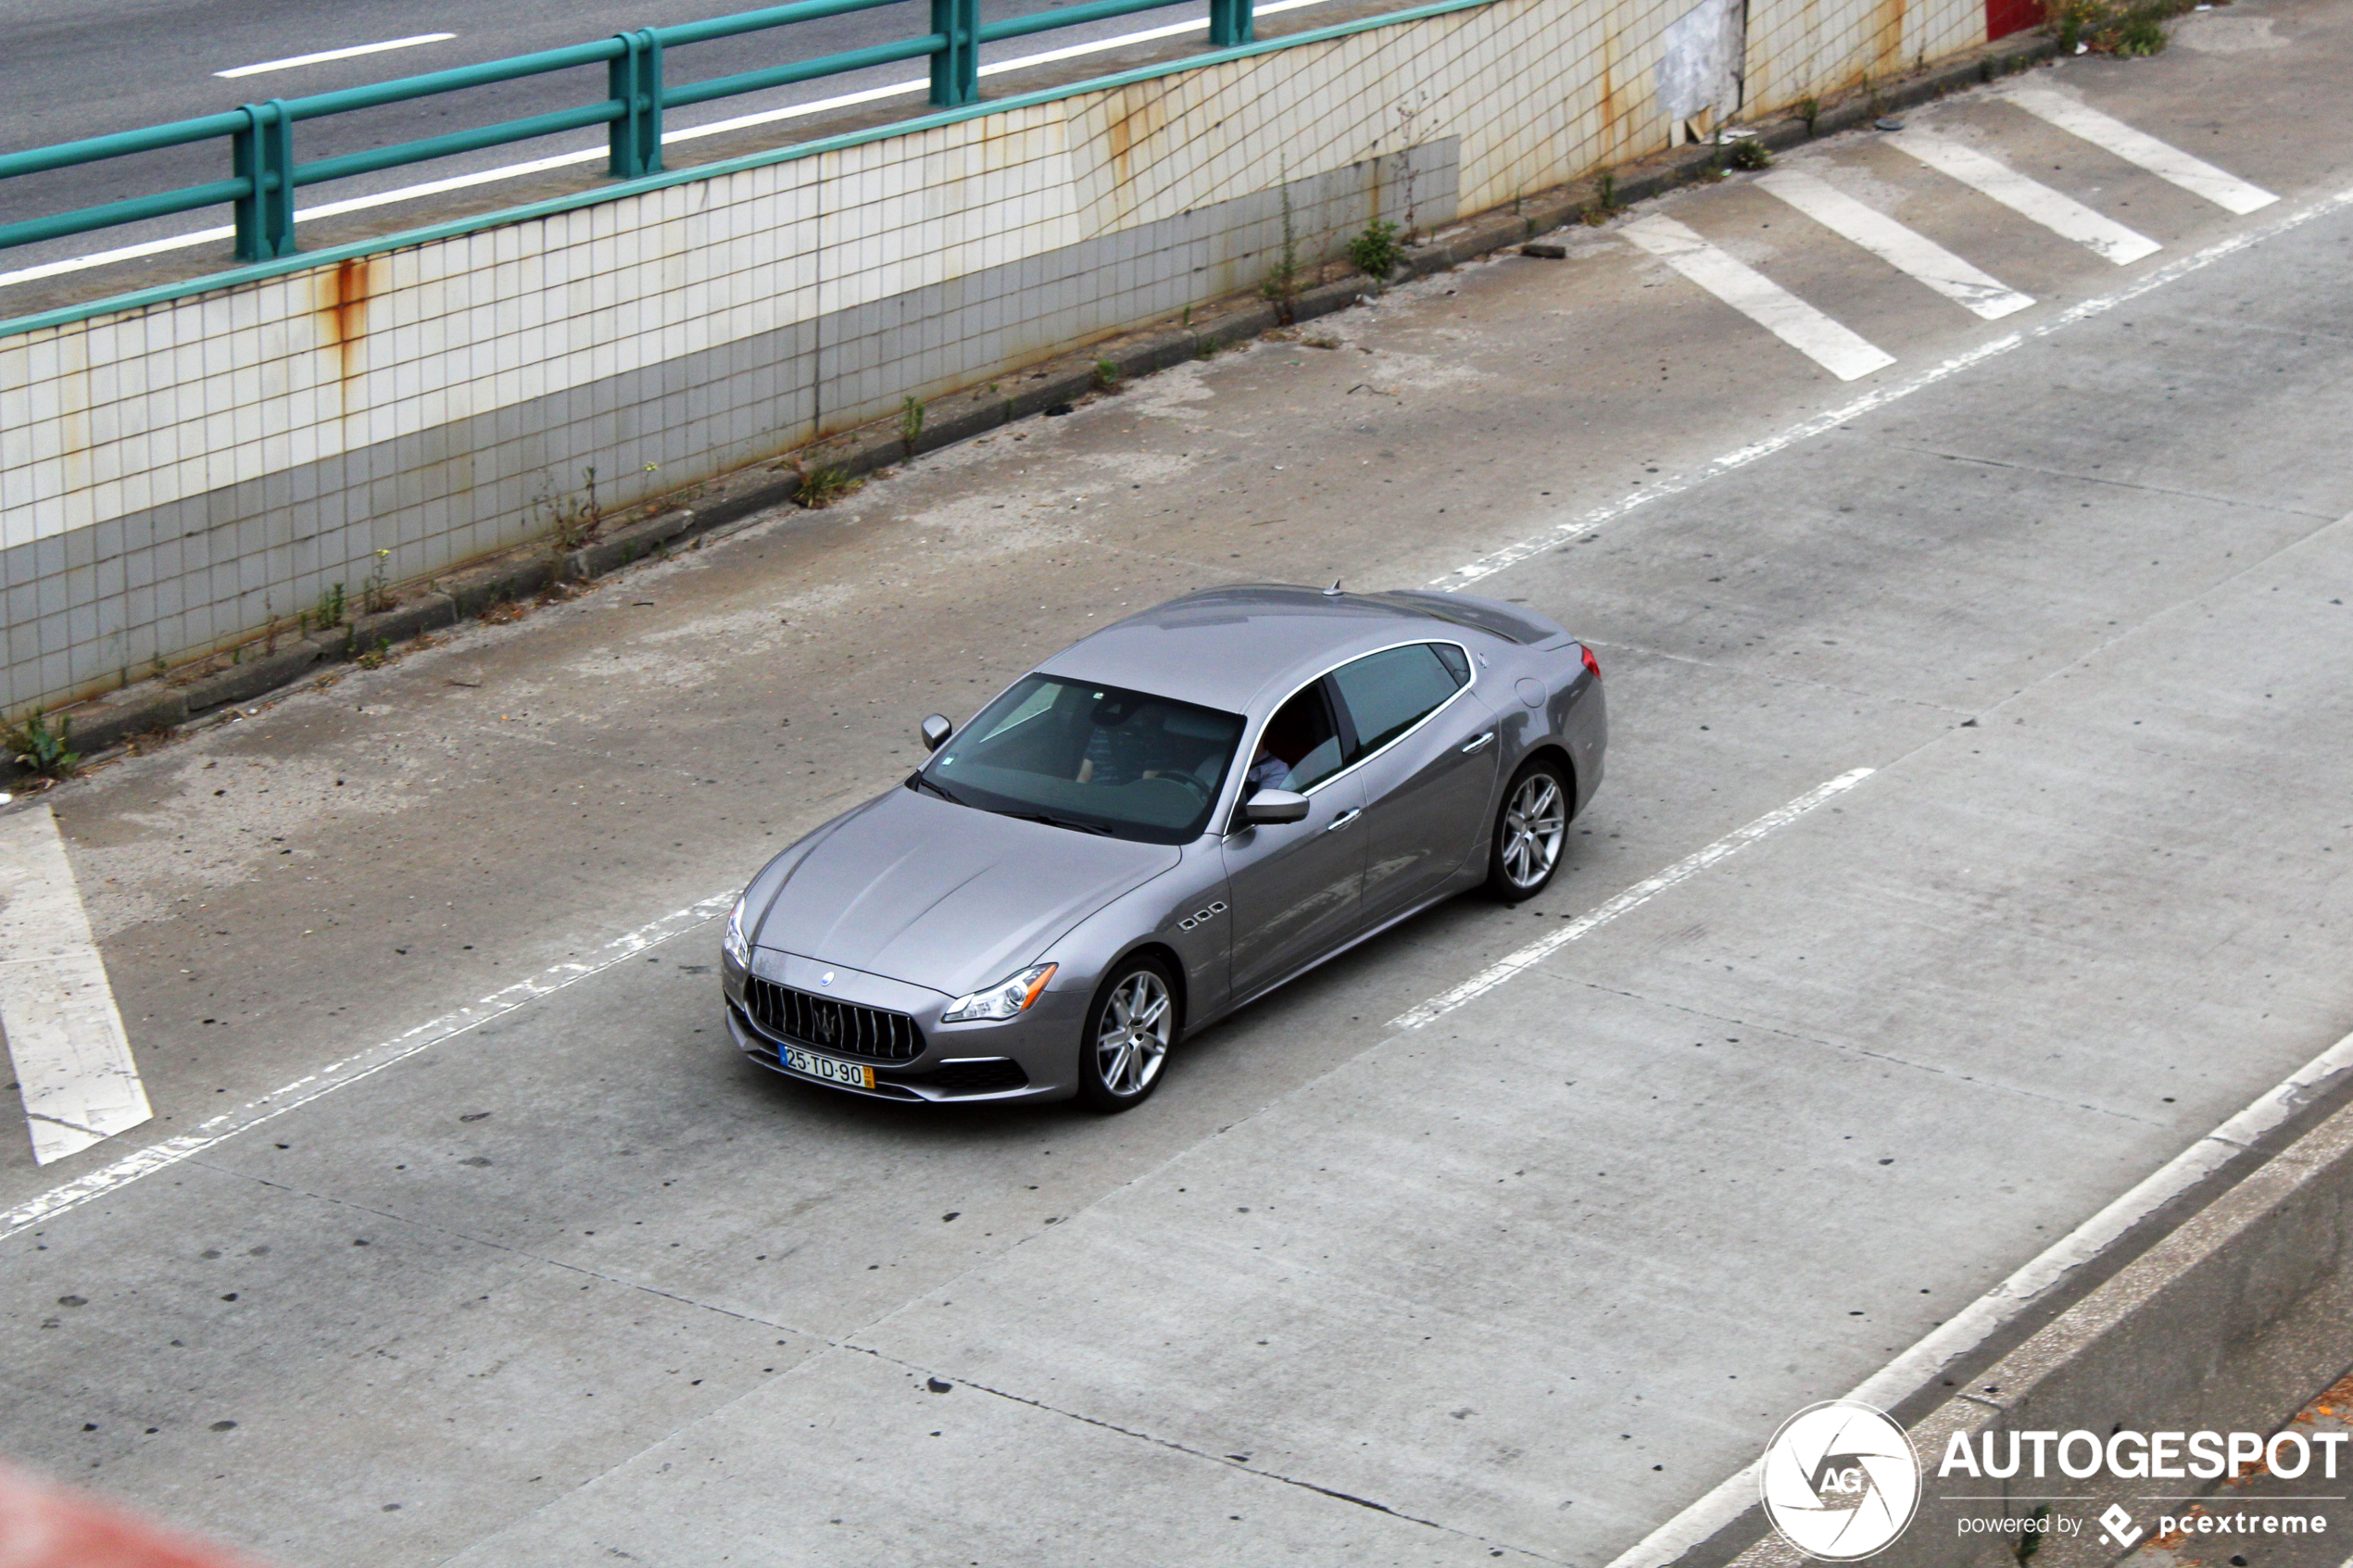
[1370,590,1557,645]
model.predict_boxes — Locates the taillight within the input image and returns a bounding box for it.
[1580,645,1601,680]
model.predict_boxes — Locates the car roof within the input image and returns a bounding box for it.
[1034,583,1547,714]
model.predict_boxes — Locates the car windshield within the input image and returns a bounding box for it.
[920,674,1245,844]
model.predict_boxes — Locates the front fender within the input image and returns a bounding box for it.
[1033,839,1232,1028]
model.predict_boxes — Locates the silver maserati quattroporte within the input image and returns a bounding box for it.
[721,583,1606,1110]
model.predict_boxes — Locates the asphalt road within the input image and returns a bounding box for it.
[0,0,1219,286]
[4,6,2352,1564]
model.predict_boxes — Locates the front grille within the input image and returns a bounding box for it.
[917,1059,1030,1094]
[740,975,925,1062]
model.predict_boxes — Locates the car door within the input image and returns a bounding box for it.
[1220,679,1367,1002]
[1331,641,1500,925]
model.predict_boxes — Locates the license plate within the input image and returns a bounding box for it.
[779,1045,875,1090]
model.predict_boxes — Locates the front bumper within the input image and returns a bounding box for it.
[722,947,1084,1103]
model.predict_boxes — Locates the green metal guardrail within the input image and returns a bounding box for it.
[0,0,1254,264]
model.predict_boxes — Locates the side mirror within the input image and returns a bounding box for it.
[1242,788,1310,825]
[921,714,953,751]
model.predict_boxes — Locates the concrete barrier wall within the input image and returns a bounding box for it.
[0,0,1985,720]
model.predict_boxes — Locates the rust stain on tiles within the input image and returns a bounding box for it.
[1873,0,1911,75]
[1599,29,1633,163]
[316,257,382,387]
[1106,84,1166,190]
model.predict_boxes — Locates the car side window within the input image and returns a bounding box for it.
[1245,683,1345,795]
[1331,644,1465,758]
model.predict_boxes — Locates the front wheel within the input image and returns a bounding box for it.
[1077,957,1179,1112]
[1487,758,1571,902]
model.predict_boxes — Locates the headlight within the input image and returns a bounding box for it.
[941,963,1056,1023]
[722,895,751,968]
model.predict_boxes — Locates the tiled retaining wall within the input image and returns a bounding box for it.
[0,0,1986,717]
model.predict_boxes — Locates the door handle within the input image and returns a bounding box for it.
[1460,733,1494,754]
[1325,808,1362,832]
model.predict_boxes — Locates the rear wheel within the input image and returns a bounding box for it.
[1487,758,1570,902]
[1077,957,1179,1112]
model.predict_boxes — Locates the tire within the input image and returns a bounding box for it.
[1076,956,1180,1112]
[1487,757,1571,903]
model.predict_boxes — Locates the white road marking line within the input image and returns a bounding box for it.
[1890,129,2161,264]
[1430,182,2353,592]
[1621,215,1897,381]
[1609,1022,2353,1568]
[2004,86,2278,215]
[0,805,151,1165]
[216,33,458,79]
[1756,168,2034,320]
[0,889,733,1238]
[1388,769,1875,1031]
[0,0,1340,295]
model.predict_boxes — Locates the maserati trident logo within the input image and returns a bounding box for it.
[1759,1400,1921,1561]
[814,1006,839,1045]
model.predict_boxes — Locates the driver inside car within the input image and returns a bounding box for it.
[1245,690,1324,794]
[1076,694,1165,786]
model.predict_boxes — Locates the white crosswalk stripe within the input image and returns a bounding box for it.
[1889,130,2163,264]
[0,804,151,1165]
[2003,86,2279,214]
[1756,169,2034,320]
[1623,216,1896,380]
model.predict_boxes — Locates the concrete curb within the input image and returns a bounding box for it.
[1726,1076,2353,1568]
[21,29,2057,777]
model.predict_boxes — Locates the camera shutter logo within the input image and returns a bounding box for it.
[1758,1400,1921,1560]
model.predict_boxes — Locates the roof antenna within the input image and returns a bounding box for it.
[1322,579,1343,596]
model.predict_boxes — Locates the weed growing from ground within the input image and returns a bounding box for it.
[537,464,604,555]
[2056,0,2173,53]
[792,462,860,509]
[1581,171,1625,226]
[1092,358,1123,392]
[1260,163,1303,317]
[900,396,925,457]
[2115,6,2168,52]
[6,712,79,782]
[1346,219,1403,283]
[1727,138,1772,171]
[359,548,396,615]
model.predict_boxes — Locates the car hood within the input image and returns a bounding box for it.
[748,785,1180,995]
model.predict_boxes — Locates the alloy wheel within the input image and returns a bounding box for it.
[1094,970,1172,1098]
[1500,772,1567,891]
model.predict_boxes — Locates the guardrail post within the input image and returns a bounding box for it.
[929,0,980,107]
[609,30,663,178]
[232,101,296,261]
[1210,0,1254,46]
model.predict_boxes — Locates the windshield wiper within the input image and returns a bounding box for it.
[1001,810,1117,836]
[907,772,967,806]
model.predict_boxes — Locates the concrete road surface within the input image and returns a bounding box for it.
[3,5,2351,1563]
